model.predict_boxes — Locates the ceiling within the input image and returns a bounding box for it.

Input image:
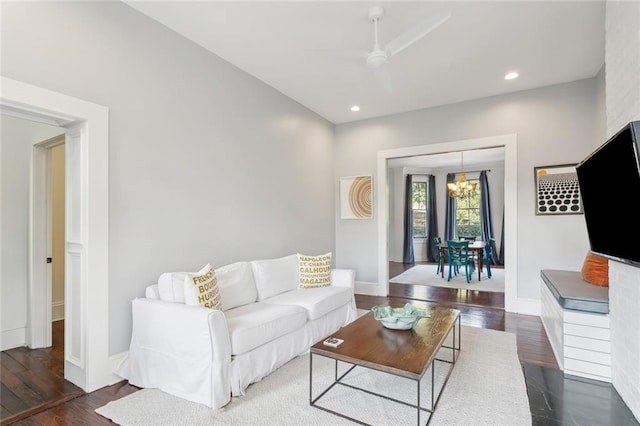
[124,1,605,125]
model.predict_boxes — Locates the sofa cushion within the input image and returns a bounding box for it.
[250,254,298,301]
[224,302,307,355]
[157,272,188,303]
[216,261,257,310]
[183,263,222,310]
[263,286,352,321]
[145,284,160,300]
[298,252,332,289]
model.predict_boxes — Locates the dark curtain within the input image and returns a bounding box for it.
[403,174,414,264]
[479,171,498,265]
[426,175,438,262]
[444,173,456,241]
[498,207,505,265]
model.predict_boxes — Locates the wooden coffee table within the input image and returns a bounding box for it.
[310,307,461,425]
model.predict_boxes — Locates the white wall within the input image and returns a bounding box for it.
[0,115,64,350]
[605,0,640,421]
[1,2,335,355]
[335,78,601,302]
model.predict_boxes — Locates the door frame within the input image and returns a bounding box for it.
[1,76,112,392]
[30,134,65,349]
[377,133,519,312]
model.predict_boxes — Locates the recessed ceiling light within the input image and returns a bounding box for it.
[350,105,360,112]
[504,72,519,80]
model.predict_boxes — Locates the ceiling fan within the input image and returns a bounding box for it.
[354,6,451,93]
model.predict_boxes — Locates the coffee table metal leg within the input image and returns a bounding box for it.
[309,352,313,405]
[453,324,456,364]
[417,380,421,426]
[431,359,435,412]
[309,353,313,405]
[458,315,461,355]
[456,314,461,361]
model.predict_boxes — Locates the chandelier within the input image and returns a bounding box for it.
[447,152,478,198]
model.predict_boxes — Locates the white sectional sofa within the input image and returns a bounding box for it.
[116,254,357,410]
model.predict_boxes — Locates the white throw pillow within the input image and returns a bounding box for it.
[298,252,332,289]
[216,261,257,310]
[250,254,298,300]
[183,263,222,310]
[145,284,160,300]
[157,272,188,303]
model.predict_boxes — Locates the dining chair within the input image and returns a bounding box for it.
[446,240,476,283]
[481,238,494,278]
[434,237,443,274]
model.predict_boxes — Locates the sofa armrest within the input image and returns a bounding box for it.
[130,298,231,360]
[331,268,355,289]
[331,269,358,324]
[145,284,160,299]
[125,298,232,409]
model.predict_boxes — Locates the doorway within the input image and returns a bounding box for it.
[376,133,519,312]
[30,133,66,349]
[0,119,83,423]
[386,147,506,308]
[1,76,112,392]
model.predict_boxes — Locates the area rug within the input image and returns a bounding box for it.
[390,264,505,293]
[95,326,530,425]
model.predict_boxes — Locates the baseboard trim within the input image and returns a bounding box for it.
[355,281,385,296]
[1,327,26,351]
[52,300,64,321]
[514,298,541,316]
[109,351,129,385]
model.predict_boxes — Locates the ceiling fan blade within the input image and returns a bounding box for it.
[373,65,393,93]
[384,11,451,57]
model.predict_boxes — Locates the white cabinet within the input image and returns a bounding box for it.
[540,270,611,383]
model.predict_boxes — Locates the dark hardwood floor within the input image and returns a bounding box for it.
[389,260,505,309]
[2,266,636,425]
[0,320,139,425]
[0,321,86,425]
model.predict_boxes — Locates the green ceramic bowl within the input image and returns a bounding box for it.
[371,303,429,330]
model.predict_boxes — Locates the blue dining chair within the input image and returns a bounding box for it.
[446,240,475,283]
[481,238,494,278]
[434,237,443,274]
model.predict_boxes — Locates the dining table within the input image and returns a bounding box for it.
[439,240,487,281]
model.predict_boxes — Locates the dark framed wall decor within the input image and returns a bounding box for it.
[534,164,583,215]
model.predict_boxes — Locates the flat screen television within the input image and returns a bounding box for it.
[576,120,640,268]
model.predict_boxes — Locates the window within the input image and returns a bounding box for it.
[455,179,481,237]
[412,181,427,238]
